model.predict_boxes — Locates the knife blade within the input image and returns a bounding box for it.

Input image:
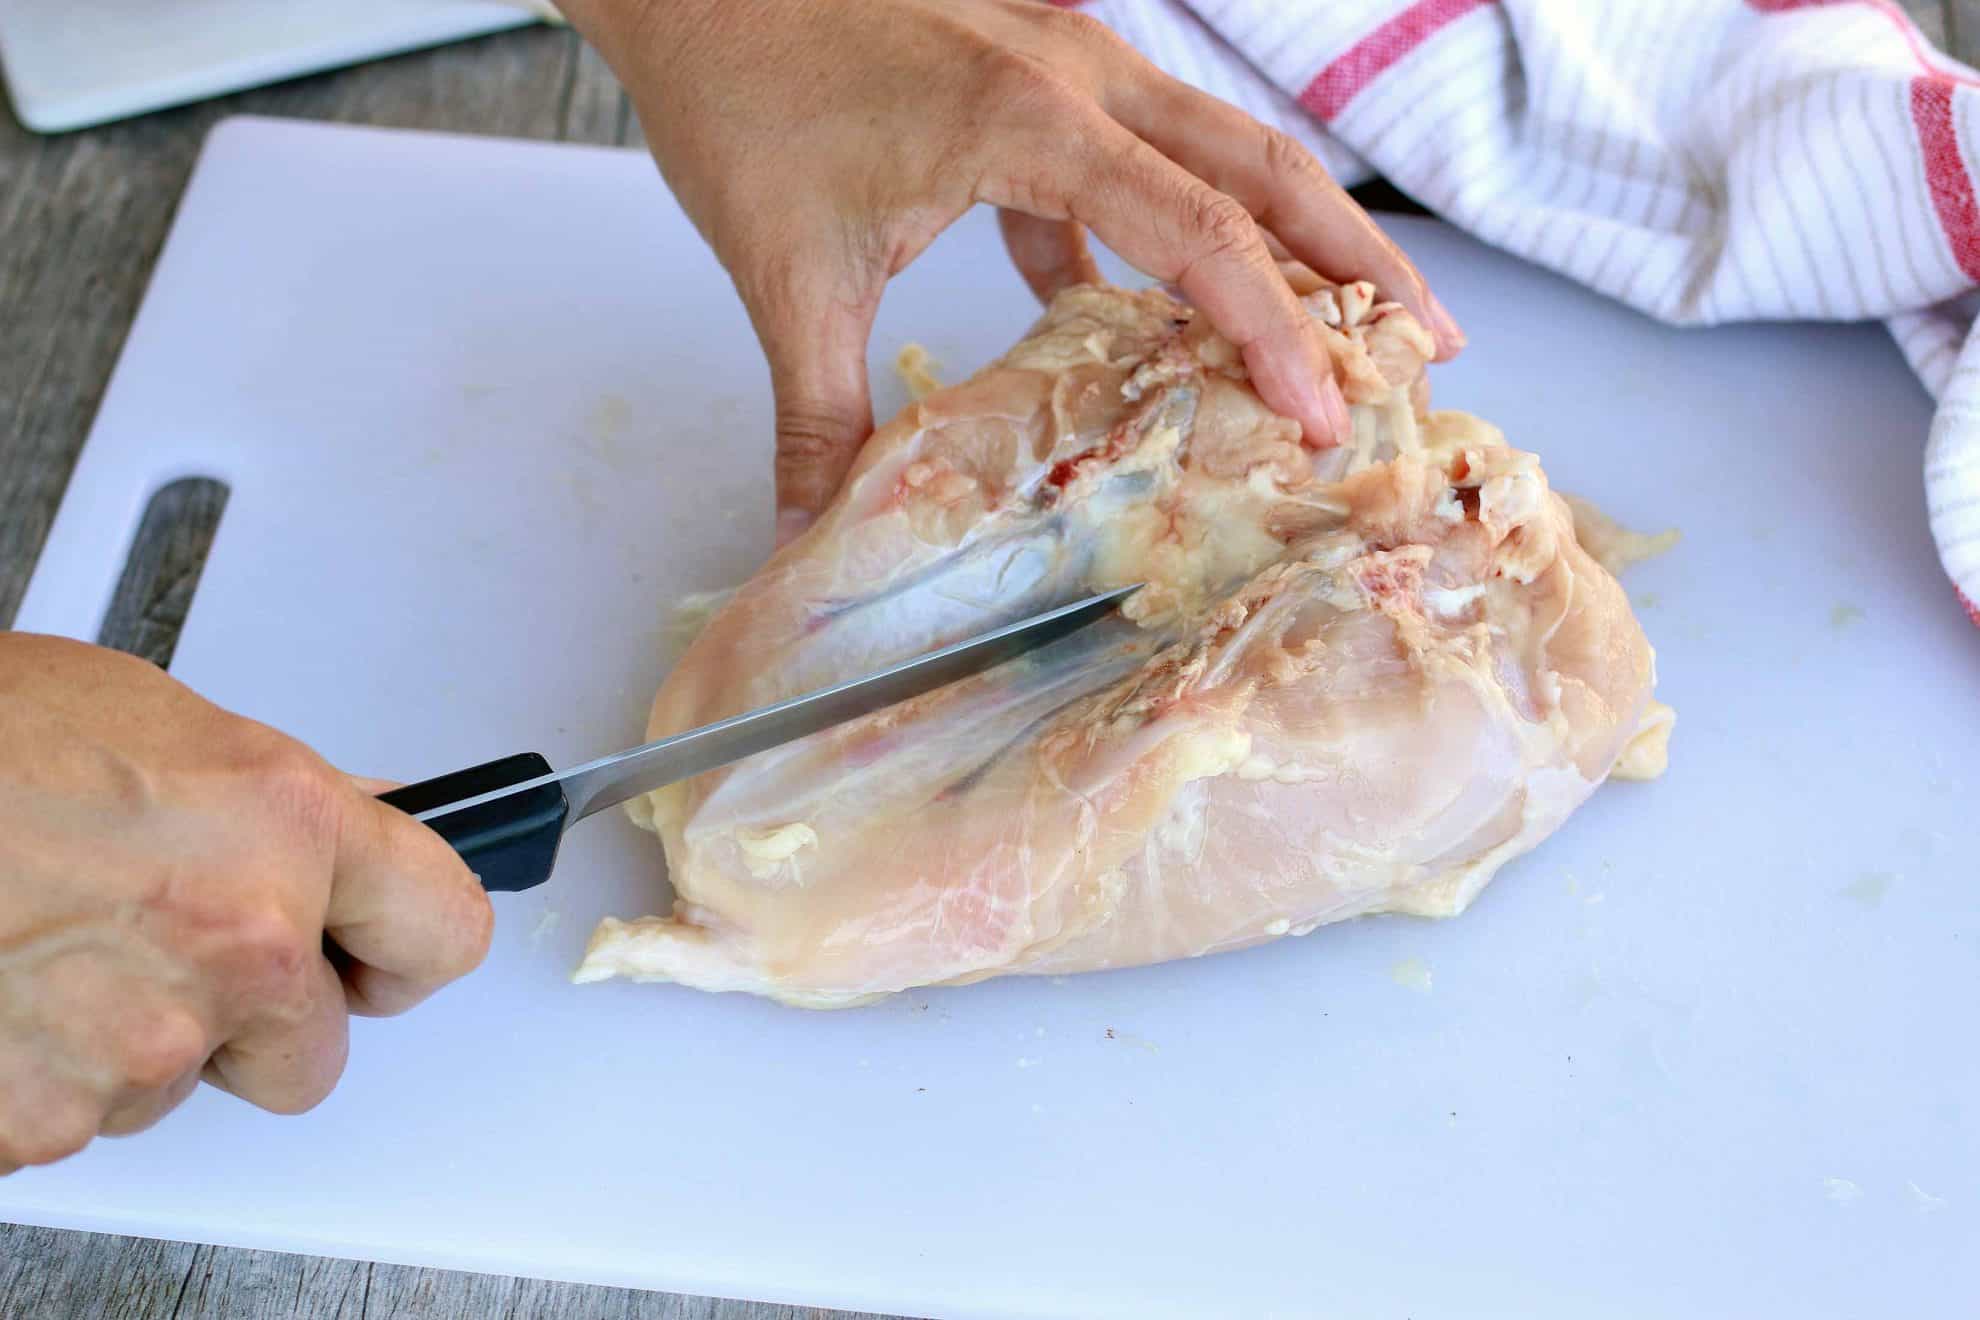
[376,583,1139,892]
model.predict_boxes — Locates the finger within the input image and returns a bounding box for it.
[203,956,349,1115]
[97,1000,210,1136]
[997,210,1102,305]
[325,941,439,1019]
[324,785,492,1013]
[0,1070,100,1169]
[101,1067,201,1138]
[989,119,1350,443]
[737,253,883,545]
[341,769,440,1004]
[1109,77,1464,358]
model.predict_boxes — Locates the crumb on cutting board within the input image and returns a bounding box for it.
[1389,957,1434,994]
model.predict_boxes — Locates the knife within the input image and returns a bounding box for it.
[376,583,1140,893]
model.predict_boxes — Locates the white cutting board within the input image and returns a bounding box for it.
[8,117,1978,1318]
[0,0,540,132]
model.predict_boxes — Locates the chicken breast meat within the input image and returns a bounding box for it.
[578,271,1670,1007]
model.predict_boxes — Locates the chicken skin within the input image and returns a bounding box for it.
[577,276,1666,1007]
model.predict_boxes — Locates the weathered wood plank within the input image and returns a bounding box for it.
[505,1276,893,1320]
[0,1222,199,1318]
[170,1243,372,1320]
[0,1223,894,1319]
[93,478,229,663]
[356,1258,521,1318]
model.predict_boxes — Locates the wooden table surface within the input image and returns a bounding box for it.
[0,3,1969,1316]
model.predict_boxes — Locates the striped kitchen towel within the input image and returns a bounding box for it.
[1060,0,1980,625]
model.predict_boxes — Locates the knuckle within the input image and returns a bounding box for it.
[775,408,863,459]
[1188,191,1260,262]
[991,168,1060,223]
[117,1007,209,1090]
[982,49,1077,123]
[1258,126,1323,184]
[224,906,317,1006]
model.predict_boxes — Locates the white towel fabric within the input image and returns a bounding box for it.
[1059,0,1980,626]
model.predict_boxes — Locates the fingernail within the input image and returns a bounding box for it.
[1425,293,1465,355]
[774,507,814,549]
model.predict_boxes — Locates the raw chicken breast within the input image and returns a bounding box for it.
[578,274,1666,1007]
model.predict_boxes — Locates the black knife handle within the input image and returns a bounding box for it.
[377,753,569,893]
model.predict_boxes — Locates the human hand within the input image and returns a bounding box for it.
[0,634,492,1173]
[559,0,1462,542]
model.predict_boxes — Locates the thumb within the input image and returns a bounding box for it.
[327,783,492,1017]
[742,258,881,547]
